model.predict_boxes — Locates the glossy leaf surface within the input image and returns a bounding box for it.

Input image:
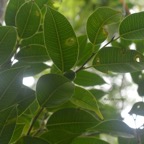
[93,47,144,73]
[44,7,78,72]
[36,74,74,108]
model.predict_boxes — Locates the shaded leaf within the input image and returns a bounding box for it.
[0,106,17,144]
[91,120,134,138]
[93,47,144,73]
[0,66,26,110]
[120,12,144,40]
[41,130,79,144]
[13,62,49,77]
[16,136,50,144]
[44,7,78,72]
[0,26,17,66]
[137,81,144,96]
[71,86,104,120]
[47,108,99,133]
[36,74,74,108]
[16,1,41,38]
[17,85,36,115]
[5,0,25,26]
[129,102,144,116]
[10,124,25,143]
[16,45,49,63]
[71,137,110,144]
[87,7,122,45]
[21,32,45,47]
[90,89,106,99]
[74,70,105,86]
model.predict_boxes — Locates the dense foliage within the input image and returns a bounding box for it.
[1,0,144,144]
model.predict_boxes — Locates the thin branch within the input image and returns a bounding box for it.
[75,36,116,73]
[27,107,44,136]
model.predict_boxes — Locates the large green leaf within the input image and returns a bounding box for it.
[5,0,25,26]
[129,102,144,116]
[0,106,17,144]
[16,1,41,38]
[44,7,78,72]
[90,120,134,138]
[119,12,144,40]
[0,66,26,110]
[21,32,45,47]
[93,47,144,73]
[36,74,74,108]
[0,26,17,66]
[13,62,49,77]
[41,130,79,144]
[74,70,105,86]
[87,7,122,45]
[71,86,104,120]
[16,136,50,144]
[16,44,49,63]
[47,108,99,134]
[71,137,110,144]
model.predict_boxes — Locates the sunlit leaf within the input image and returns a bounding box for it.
[93,47,144,73]
[71,86,104,120]
[0,106,17,144]
[87,7,122,45]
[44,6,78,72]
[5,0,25,26]
[74,70,105,86]
[47,108,99,133]
[120,12,144,40]
[36,74,74,108]
[0,26,17,66]
[129,102,144,116]
[16,1,41,38]
[71,137,110,144]
[91,120,134,138]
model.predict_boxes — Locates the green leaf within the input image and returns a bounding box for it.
[90,89,106,99]
[16,45,49,63]
[35,0,50,9]
[74,70,105,86]
[0,66,26,110]
[71,137,110,144]
[87,7,122,45]
[17,85,36,115]
[137,81,144,96]
[16,136,50,144]
[76,35,93,66]
[91,120,134,138]
[16,1,41,38]
[0,106,17,144]
[21,32,45,47]
[36,74,74,108]
[44,7,78,72]
[0,26,17,66]
[5,0,26,26]
[129,102,144,116]
[10,124,25,143]
[47,108,99,134]
[93,47,144,73]
[71,86,103,120]
[120,12,144,40]
[41,130,79,144]
[118,137,138,144]
[63,70,76,81]
[13,62,49,77]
